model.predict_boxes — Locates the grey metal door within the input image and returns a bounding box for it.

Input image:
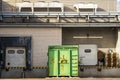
[5,47,26,68]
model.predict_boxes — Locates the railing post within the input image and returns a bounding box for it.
[21,71,25,78]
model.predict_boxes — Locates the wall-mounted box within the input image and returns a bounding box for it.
[79,44,97,65]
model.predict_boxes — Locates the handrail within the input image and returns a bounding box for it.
[1,11,120,17]
[0,23,120,27]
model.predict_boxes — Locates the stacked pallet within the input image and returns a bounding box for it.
[105,53,119,67]
[105,53,113,67]
[113,53,119,67]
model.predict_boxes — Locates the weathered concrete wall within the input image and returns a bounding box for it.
[0,27,61,78]
[0,27,119,78]
[0,28,62,66]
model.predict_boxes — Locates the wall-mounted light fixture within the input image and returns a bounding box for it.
[73,36,103,39]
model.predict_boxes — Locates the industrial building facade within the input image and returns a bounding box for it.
[0,0,120,78]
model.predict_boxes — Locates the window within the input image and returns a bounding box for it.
[8,50,15,54]
[17,50,24,54]
[84,49,91,53]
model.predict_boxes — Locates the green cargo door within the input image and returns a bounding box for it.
[48,49,58,76]
[48,45,78,77]
[58,49,70,76]
[71,49,78,76]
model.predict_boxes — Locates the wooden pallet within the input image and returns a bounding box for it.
[105,53,119,67]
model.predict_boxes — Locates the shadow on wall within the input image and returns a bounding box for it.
[0,1,15,22]
[64,6,75,12]
[2,1,16,12]
[1,1,46,23]
[62,27,117,48]
[64,6,106,12]
[97,8,106,12]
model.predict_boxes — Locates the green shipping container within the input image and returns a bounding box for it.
[48,45,78,77]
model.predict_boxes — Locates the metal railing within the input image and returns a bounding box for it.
[1,11,120,17]
[0,11,120,27]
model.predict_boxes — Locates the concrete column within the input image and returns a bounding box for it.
[116,29,120,53]
[116,28,120,65]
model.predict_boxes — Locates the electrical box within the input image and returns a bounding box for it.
[79,44,97,65]
[5,47,26,68]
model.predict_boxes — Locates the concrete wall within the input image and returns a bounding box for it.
[0,28,62,66]
[0,27,119,78]
[2,0,116,12]
[62,27,117,53]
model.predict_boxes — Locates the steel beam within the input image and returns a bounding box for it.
[0,23,120,28]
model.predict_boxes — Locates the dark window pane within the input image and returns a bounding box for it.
[17,50,24,54]
[8,50,15,54]
[84,49,91,53]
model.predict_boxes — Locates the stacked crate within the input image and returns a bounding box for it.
[105,53,119,67]
[105,53,113,67]
[113,53,119,67]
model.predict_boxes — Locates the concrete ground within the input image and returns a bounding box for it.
[1,78,120,80]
